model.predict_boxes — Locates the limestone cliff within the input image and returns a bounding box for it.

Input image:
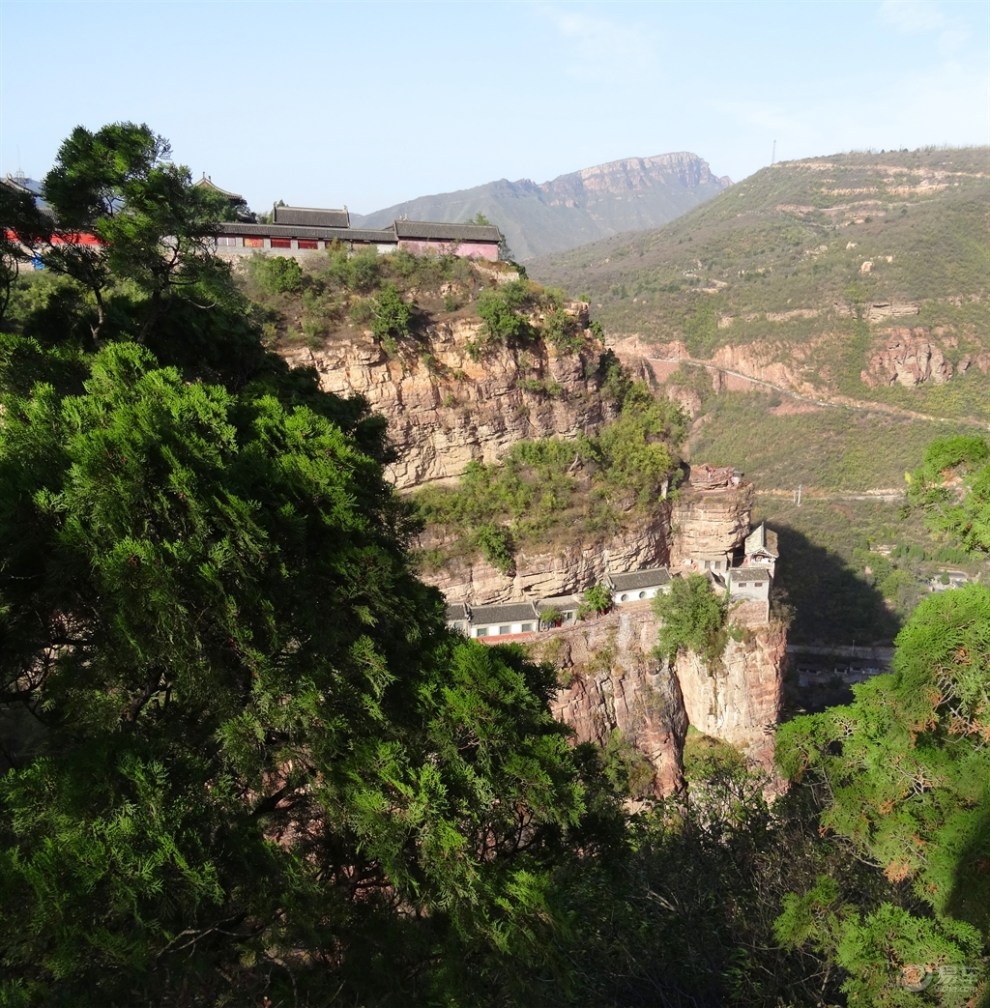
[533,604,785,796]
[281,315,614,491]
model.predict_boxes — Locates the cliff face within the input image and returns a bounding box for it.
[536,605,785,796]
[544,607,688,796]
[670,482,754,571]
[281,315,614,491]
[277,300,784,797]
[421,504,672,604]
[674,626,786,780]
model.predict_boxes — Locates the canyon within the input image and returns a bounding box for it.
[282,308,786,793]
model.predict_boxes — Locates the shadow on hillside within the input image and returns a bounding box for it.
[774,523,902,648]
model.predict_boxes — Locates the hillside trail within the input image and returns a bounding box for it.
[639,351,989,430]
[635,351,986,503]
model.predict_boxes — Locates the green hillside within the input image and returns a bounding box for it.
[532,147,989,415]
[531,148,990,644]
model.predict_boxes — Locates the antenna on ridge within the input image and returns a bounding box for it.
[771,139,777,166]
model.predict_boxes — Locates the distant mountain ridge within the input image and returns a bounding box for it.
[352,152,731,262]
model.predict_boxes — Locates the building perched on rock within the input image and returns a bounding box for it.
[607,567,671,604]
[213,202,503,261]
[446,518,777,640]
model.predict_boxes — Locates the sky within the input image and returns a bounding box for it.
[1,0,988,216]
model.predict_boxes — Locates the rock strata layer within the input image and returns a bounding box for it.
[281,317,613,490]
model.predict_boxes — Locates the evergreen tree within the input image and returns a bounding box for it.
[777,444,990,1005]
[0,125,619,1007]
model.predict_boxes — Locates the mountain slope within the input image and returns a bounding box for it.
[530,147,990,644]
[353,152,730,262]
[531,147,989,421]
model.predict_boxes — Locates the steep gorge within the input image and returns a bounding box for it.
[275,275,785,794]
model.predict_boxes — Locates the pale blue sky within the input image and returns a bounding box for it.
[2,0,988,215]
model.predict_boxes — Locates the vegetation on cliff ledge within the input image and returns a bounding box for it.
[1,123,987,1007]
[413,381,687,572]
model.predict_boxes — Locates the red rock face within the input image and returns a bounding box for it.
[860,329,958,387]
[543,605,786,797]
[545,607,689,796]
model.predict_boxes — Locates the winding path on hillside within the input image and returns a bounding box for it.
[637,351,989,428]
[756,487,906,503]
[618,348,986,503]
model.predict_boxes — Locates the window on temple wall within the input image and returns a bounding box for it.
[297,239,318,250]
[216,236,237,247]
[270,238,291,249]
[521,623,534,633]
[475,628,488,637]
[499,626,510,636]
[243,237,264,248]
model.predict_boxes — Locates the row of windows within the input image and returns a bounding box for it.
[216,236,324,250]
[474,622,536,638]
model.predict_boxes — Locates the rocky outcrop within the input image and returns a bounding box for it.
[861,328,955,387]
[610,336,826,402]
[422,505,672,605]
[674,625,786,780]
[670,483,754,571]
[538,604,785,795]
[545,607,688,796]
[282,317,614,490]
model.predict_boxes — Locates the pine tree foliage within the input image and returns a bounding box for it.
[777,575,990,1001]
[906,435,990,555]
[0,124,619,1008]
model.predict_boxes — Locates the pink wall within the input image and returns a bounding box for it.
[397,238,499,261]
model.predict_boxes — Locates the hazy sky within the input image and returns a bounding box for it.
[2,0,988,215]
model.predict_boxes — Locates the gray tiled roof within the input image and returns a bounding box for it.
[394,219,502,242]
[318,228,398,243]
[470,602,539,625]
[445,603,469,621]
[195,177,246,202]
[731,567,771,583]
[745,523,779,557]
[274,205,350,228]
[608,568,671,592]
[215,222,396,243]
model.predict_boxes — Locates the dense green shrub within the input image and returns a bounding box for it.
[248,253,303,295]
[475,523,515,574]
[370,283,413,350]
[653,574,728,666]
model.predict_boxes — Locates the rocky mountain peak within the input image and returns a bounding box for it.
[353,151,730,261]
